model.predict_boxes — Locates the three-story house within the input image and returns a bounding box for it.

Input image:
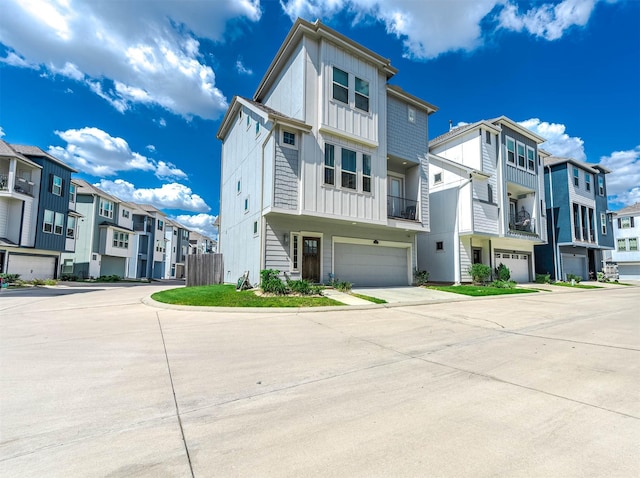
[609,202,640,280]
[217,18,437,286]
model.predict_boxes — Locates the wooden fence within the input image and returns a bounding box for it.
[185,253,224,287]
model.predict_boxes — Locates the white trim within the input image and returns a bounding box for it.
[319,124,379,148]
[300,231,323,282]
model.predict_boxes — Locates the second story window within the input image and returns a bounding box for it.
[618,216,634,229]
[113,232,129,248]
[526,147,535,171]
[434,172,442,184]
[362,154,371,193]
[332,67,349,104]
[43,209,54,233]
[69,183,76,202]
[573,167,580,187]
[52,175,63,196]
[506,137,515,164]
[283,131,296,146]
[601,213,607,235]
[324,144,335,185]
[99,198,114,219]
[585,173,591,191]
[630,238,638,251]
[341,148,357,190]
[157,219,164,231]
[487,184,494,203]
[54,212,64,235]
[67,216,76,238]
[617,238,627,251]
[122,209,130,219]
[598,176,604,196]
[355,77,369,112]
[517,143,525,168]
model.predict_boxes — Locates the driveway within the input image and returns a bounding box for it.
[351,285,471,304]
[1,283,639,477]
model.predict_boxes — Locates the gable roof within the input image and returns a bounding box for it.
[254,18,397,102]
[11,144,77,172]
[386,85,438,114]
[0,139,41,168]
[74,178,121,203]
[544,156,611,174]
[614,202,640,216]
[430,116,546,147]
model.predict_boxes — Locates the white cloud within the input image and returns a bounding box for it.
[0,126,5,138]
[279,0,602,59]
[48,127,187,179]
[597,146,640,207]
[173,213,219,239]
[0,0,262,119]
[95,179,211,213]
[235,58,253,76]
[518,118,586,161]
[146,145,156,152]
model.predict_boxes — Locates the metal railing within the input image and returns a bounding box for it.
[387,196,418,220]
[509,209,533,233]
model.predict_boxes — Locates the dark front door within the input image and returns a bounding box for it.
[302,237,320,283]
[473,248,482,264]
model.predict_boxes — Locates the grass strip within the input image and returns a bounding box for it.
[351,293,387,304]
[428,285,538,297]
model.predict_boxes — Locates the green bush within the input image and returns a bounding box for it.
[260,269,288,295]
[413,269,430,286]
[467,263,491,284]
[60,274,78,281]
[495,263,511,282]
[566,273,582,283]
[287,278,312,295]
[333,280,352,292]
[96,275,121,282]
[596,271,609,282]
[491,279,517,289]
[0,273,20,283]
[535,273,551,284]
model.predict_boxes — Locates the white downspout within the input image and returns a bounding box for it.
[259,126,274,273]
[454,177,473,284]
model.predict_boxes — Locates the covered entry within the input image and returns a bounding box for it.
[333,239,410,286]
[494,252,530,283]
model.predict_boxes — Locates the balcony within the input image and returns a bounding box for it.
[0,173,7,191]
[387,196,418,221]
[574,226,596,243]
[509,208,534,233]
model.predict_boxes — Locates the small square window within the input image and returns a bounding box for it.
[237,180,241,194]
[244,197,249,212]
[436,241,444,251]
[253,221,258,235]
[283,131,295,146]
[434,172,442,184]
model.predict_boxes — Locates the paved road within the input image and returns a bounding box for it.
[1,283,639,477]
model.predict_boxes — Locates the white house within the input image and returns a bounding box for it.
[217,18,437,286]
[418,117,547,283]
[610,202,640,280]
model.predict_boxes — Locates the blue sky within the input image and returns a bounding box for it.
[1,0,638,238]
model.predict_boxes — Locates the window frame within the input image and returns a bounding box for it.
[99,198,114,219]
[332,66,349,105]
[282,130,296,148]
[112,231,129,249]
[43,209,54,233]
[526,146,535,171]
[516,142,526,168]
[354,76,369,112]
[434,172,442,184]
[362,154,372,193]
[66,215,76,238]
[408,106,416,123]
[598,176,605,196]
[506,137,515,164]
[290,233,300,272]
[69,183,76,202]
[629,237,638,252]
[244,195,250,214]
[573,167,580,187]
[601,213,607,235]
[617,238,627,251]
[52,175,63,196]
[324,144,335,186]
[585,173,591,192]
[54,212,64,235]
[486,131,491,144]
[340,148,357,190]
[436,241,444,251]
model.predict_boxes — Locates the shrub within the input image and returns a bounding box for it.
[467,263,491,284]
[60,274,78,281]
[0,273,20,283]
[535,273,551,284]
[596,271,609,283]
[566,273,582,284]
[260,269,288,295]
[413,269,430,286]
[333,280,352,292]
[310,285,324,296]
[287,278,312,295]
[491,279,517,289]
[495,263,511,282]
[96,275,121,282]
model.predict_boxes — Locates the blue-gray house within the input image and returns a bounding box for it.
[535,156,614,281]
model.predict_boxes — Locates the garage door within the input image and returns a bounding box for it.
[495,252,530,283]
[618,264,640,280]
[334,243,409,286]
[8,254,57,281]
[562,254,587,281]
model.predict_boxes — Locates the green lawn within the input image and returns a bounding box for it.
[351,293,387,304]
[151,284,344,307]
[428,285,539,297]
[549,282,602,289]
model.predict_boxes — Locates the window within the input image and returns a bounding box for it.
[99,198,114,218]
[601,213,607,235]
[324,144,335,185]
[122,209,130,219]
[341,148,357,189]
[244,196,249,212]
[408,107,415,123]
[526,147,535,171]
[253,221,258,235]
[354,77,369,112]
[486,131,491,144]
[332,67,348,104]
[43,209,54,233]
[66,216,76,238]
[362,154,372,193]
[157,219,164,231]
[237,180,241,194]
[52,175,62,196]
[487,184,493,204]
[517,143,525,168]
[436,241,444,251]
[629,237,638,251]
[585,173,591,191]
[54,212,64,235]
[291,234,299,271]
[573,167,580,187]
[113,232,129,248]
[598,176,605,196]
[283,131,296,146]
[246,114,250,128]
[617,238,627,251]
[255,121,260,135]
[69,183,76,202]
[434,172,442,184]
[506,137,515,163]
[62,258,74,274]
[619,217,634,229]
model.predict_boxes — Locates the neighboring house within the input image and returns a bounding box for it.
[534,157,613,281]
[188,230,216,255]
[217,18,437,286]
[0,140,77,280]
[62,179,134,279]
[163,220,190,279]
[609,202,640,280]
[129,203,167,279]
[419,117,547,283]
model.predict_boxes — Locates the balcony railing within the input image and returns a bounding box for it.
[0,173,8,191]
[509,209,533,233]
[574,226,596,243]
[388,196,418,221]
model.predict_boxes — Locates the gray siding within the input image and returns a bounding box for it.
[274,144,299,210]
[33,159,73,252]
[386,95,428,162]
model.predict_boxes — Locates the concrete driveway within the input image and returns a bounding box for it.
[351,286,472,304]
[1,283,639,477]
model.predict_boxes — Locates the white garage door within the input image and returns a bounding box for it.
[8,254,57,281]
[562,254,587,281]
[618,264,640,280]
[495,252,530,283]
[334,243,409,286]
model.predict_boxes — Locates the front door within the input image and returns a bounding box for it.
[302,237,320,283]
[472,248,482,264]
[389,176,403,217]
